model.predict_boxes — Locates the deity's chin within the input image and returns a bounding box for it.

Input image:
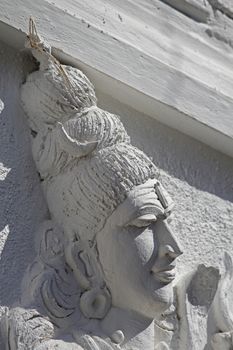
[148,282,174,318]
[110,278,175,320]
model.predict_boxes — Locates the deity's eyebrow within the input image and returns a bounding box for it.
[124,202,160,227]
[126,213,157,228]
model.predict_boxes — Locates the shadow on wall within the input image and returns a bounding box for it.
[0,43,48,307]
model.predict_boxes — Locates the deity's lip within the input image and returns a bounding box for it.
[151,262,176,273]
[155,271,176,283]
[151,264,176,283]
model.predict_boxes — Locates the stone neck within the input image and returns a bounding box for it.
[100,307,154,350]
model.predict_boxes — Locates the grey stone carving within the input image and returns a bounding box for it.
[0,22,233,350]
[210,253,233,350]
[0,25,181,350]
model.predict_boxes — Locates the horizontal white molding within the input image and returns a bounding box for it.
[0,0,233,157]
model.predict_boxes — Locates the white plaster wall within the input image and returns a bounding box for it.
[0,40,233,310]
[0,41,48,307]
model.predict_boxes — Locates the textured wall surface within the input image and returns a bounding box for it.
[0,40,233,310]
[0,42,48,307]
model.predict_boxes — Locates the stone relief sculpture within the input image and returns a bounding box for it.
[210,253,233,350]
[0,19,233,350]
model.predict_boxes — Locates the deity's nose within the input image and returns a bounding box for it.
[153,219,183,260]
[159,244,180,259]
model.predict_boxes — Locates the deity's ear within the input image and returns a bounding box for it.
[64,241,90,290]
[80,287,111,319]
[64,237,112,319]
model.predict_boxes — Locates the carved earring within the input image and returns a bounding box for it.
[80,287,111,319]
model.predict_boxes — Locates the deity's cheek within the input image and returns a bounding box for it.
[134,228,157,266]
[97,225,158,280]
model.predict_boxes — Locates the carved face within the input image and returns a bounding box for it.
[96,180,182,319]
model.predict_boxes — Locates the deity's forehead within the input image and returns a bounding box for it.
[104,179,174,229]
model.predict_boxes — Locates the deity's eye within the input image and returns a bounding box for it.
[127,214,157,228]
